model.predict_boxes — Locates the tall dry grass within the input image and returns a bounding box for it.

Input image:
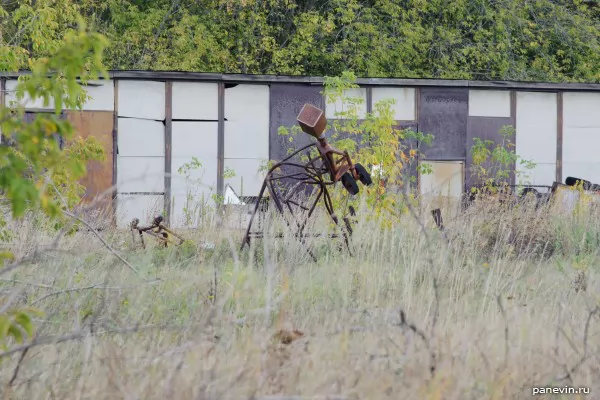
[0,192,599,399]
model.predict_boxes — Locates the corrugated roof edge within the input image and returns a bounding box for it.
[1,70,600,91]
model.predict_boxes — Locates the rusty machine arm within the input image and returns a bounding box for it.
[130,215,186,249]
[240,103,373,260]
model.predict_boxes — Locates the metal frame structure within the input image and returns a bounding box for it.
[241,103,371,261]
[130,215,186,249]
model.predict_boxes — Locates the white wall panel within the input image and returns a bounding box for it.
[117,156,165,193]
[5,79,55,110]
[170,121,219,227]
[171,156,218,228]
[170,195,212,228]
[5,79,114,111]
[81,80,114,111]
[116,195,164,228]
[117,118,164,157]
[224,121,269,159]
[563,127,600,165]
[563,162,600,184]
[371,87,415,120]
[420,161,464,198]
[171,156,218,197]
[325,88,367,119]
[516,163,556,186]
[224,84,269,122]
[224,158,267,197]
[224,84,269,159]
[172,121,218,158]
[516,92,557,163]
[563,92,600,183]
[563,92,600,128]
[118,80,165,120]
[172,82,218,120]
[468,90,511,117]
[515,92,557,186]
[563,128,600,182]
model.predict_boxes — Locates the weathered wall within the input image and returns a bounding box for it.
[170,81,219,228]
[467,90,514,188]
[4,74,600,229]
[269,84,325,163]
[66,111,114,204]
[418,88,468,160]
[115,80,166,228]
[465,90,515,189]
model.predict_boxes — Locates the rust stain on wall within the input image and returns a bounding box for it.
[66,111,114,209]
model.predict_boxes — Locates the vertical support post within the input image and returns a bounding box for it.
[0,77,5,107]
[415,87,422,195]
[112,79,119,229]
[556,92,563,184]
[217,82,225,199]
[0,78,5,143]
[164,81,173,225]
[365,86,374,155]
[510,90,517,186]
[414,87,420,122]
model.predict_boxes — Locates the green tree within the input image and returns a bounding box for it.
[53,0,600,83]
[0,1,109,349]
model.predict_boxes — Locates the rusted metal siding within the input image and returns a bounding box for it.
[418,88,468,160]
[66,111,114,206]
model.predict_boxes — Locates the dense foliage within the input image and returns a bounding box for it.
[0,3,107,348]
[2,0,598,82]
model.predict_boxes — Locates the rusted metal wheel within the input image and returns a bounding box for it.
[354,163,372,186]
[341,172,359,195]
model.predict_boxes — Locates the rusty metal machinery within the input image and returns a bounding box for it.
[130,215,186,249]
[431,176,600,232]
[241,103,373,260]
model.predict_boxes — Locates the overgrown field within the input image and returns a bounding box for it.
[1,197,599,399]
